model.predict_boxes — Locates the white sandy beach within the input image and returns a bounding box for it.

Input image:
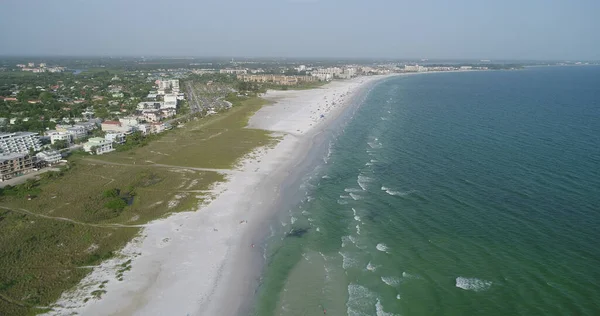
[43,75,391,316]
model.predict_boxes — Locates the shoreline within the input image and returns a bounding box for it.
[43,74,392,315]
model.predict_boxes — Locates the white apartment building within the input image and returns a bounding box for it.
[66,125,87,139]
[313,67,343,76]
[156,80,180,94]
[74,121,98,131]
[36,150,62,165]
[219,69,247,75]
[142,110,161,123]
[83,137,114,155]
[404,64,428,72]
[119,116,139,127]
[162,94,178,109]
[312,73,333,81]
[48,131,73,145]
[101,121,134,134]
[0,132,42,154]
[137,101,164,110]
[105,132,126,144]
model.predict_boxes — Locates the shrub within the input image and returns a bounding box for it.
[104,198,127,211]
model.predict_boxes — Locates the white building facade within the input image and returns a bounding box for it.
[48,131,73,145]
[36,150,62,165]
[105,132,126,144]
[83,137,114,155]
[0,132,42,154]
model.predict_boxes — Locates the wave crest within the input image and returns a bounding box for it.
[455,277,492,292]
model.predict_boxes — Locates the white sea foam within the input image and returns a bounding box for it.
[340,195,352,199]
[337,199,349,205]
[396,294,401,300]
[290,216,297,224]
[455,277,492,292]
[347,284,376,316]
[281,221,288,227]
[367,141,383,149]
[341,235,356,247]
[356,224,361,235]
[345,188,362,193]
[402,271,420,279]
[376,243,390,253]
[322,175,331,179]
[381,186,416,197]
[349,193,363,201]
[349,193,363,200]
[316,227,320,232]
[339,251,357,269]
[381,276,401,287]
[370,159,378,163]
[366,261,377,271]
[357,175,372,191]
[354,215,361,222]
[376,298,397,316]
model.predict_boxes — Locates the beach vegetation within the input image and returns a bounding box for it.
[0,96,275,315]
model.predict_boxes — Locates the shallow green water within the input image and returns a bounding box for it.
[253,66,600,316]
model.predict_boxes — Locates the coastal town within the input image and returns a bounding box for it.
[0,57,553,315]
[0,59,502,185]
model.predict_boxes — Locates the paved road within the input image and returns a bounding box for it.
[186,81,202,113]
[0,167,62,188]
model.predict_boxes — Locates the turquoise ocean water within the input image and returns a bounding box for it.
[252,66,600,316]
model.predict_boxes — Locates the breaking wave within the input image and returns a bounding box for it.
[376,243,390,253]
[455,277,492,292]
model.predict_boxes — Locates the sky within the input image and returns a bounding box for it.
[0,0,599,60]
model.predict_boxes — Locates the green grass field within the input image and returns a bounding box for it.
[0,97,275,315]
[93,97,275,169]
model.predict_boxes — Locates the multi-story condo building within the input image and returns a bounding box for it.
[83,137,114,155]
[47,131,73,145]
[0,132,42,154]
[35,150,62,165]
[0,152,33,181]
[66,125,87,139]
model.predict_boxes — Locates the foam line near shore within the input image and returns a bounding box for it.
[42,75,393,316]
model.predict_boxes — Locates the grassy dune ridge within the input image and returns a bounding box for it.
[0,97,275,315]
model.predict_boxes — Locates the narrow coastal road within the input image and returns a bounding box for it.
[82,158,239,175]
[0,167,62,188]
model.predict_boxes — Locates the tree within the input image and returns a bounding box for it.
[51,140,68,150]
[103,188,119,198]
[39,91,54,103]
[104,198,127,211]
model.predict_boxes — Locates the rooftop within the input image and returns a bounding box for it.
[0,131,39,138]
[87,137,108,143]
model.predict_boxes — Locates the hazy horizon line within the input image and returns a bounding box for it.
[1,54,598,63]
